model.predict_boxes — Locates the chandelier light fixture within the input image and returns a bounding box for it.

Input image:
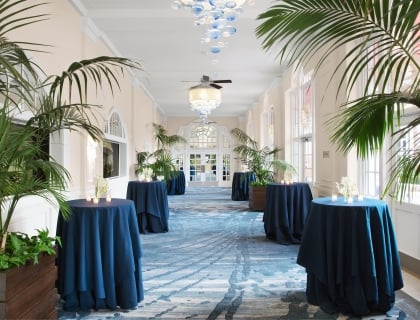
[189,82,221,115]
[171,0,253,54]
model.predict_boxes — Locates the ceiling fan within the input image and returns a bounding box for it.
[185,75,232,89]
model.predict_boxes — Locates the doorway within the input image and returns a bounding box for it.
[189,153,217,183]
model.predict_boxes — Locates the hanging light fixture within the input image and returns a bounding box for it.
[171,0,252,54]
[189,82,221,114]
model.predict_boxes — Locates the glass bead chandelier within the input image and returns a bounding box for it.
[189,82,221,114]
[171,0,252,54]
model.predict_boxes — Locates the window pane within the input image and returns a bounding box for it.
[103,141,119,178]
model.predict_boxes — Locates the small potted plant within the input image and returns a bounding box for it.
[230,128,296,211]
[135,123,186,182]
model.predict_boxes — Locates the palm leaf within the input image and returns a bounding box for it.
[256,0,420,96]
[257,0,420,200]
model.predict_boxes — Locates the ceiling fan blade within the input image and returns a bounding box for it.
[213,79,232,83]
[210,83,222,89]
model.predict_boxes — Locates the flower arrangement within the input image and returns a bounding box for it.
[95,177,109,198]
[336,176,358,199]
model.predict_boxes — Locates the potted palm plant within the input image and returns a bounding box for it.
[0,1,141,318]
[230,128,296,211]
[256,0,419,201]
[135,123,186,181]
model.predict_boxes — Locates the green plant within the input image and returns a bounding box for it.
[0,229,60,271]
[0,0,141,269]
[256,0,419,200]
[136,123,186,181]
[230,128,296,186]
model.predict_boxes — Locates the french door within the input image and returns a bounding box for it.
[189,153,217,182]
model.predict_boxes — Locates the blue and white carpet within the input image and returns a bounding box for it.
[58,187,420,320]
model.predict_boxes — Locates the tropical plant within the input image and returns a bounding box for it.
[0,0,141,268]
[256,0,420,201]
[230,128,296,186]
[135,123,186,180]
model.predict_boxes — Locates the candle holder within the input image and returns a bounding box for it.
[331,194,337,202]
[93,197,99,204]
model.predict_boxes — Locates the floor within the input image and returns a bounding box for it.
[402,269,420,301]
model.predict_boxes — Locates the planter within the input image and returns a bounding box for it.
[0,253,57,319]
[249,185,267,211]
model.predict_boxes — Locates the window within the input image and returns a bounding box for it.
[103,140,119,178]
[103,111,127,178]
[222,154,231,181]
[190,124,217,148]
[11,122,50,184]
[174,154,184,171]
[395,111,420,204]
[290,70,314,183]
[360,152,380,197]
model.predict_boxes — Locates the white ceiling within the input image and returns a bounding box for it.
[74,0,284,118]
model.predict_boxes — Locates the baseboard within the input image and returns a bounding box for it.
[399,251,420,277]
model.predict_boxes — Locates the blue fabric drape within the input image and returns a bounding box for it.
[297,197,403,316]
[126,181,169,233]
[56,198,144,311]
[263,182,313,244]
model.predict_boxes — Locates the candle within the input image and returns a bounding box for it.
[281,180,284,184]
[331,194,337,202]
[86,194,92,202]
[93,197,99,204]
[347,197,353,203]
[357,195,364,201]
[106,194,111,202]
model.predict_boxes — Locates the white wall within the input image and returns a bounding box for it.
[8,0,159,236]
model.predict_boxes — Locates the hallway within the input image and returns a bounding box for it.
[58,187,420,319]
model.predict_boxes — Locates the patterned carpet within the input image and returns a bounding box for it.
[58,187,420,320]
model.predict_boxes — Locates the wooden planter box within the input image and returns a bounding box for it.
[0,253,57,319]
[249,185,267,211]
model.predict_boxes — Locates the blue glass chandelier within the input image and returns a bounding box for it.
[171,0,252,54]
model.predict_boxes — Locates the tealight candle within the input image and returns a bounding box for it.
[331,194,337,202]
[347,197,353,203]
[85,194,92,202]
[357,195,364,201]
[106,194,111,202]
[281,180,285,184]
[93,197,99,204]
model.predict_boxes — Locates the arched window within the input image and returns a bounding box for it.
[103,110,127,178]
[190,124,217,149]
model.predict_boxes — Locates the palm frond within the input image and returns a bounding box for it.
[329,93,419,158]
[46,56,142,105]
[0,0,49,38]
[256,0,420,96]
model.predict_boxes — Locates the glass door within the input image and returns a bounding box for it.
[189,153,217,182]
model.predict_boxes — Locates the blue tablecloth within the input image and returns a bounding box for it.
[231,172,256,201]
[126,181,169,233]
[263,182,313,244]
[56,198,144,311]
[167,171,186,195]
[297,197,404,316]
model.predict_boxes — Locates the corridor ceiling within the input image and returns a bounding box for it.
[72,0,284,118]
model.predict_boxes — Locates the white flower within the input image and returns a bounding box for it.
[95,177,109,198]
[336,176,358,198]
